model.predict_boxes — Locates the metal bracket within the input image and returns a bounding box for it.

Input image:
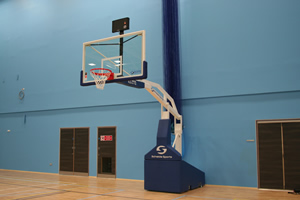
[139,80,183,154]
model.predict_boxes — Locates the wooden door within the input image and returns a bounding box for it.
[258,121,300,189]
[74,128,89,176]
[258,123,283,189]
[98,127,116,178]
[283,123,300,190]
[60,128,89,176]
[60,129,74,174]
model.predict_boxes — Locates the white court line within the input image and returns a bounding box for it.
[172,195,187,200]
[77,189,124,200]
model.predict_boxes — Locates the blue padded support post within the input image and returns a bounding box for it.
[163,0,182,116]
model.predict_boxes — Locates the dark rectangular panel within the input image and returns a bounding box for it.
[258,123,283,189]
[283,122,300,190]
[112,17,129,33]
[98,127,116,175]
[74,128,89,173]
[102,157,112,173]
[60,129,74,172]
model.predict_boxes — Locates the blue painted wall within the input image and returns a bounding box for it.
[1,0,300,187]
[180,0,300,98]
[0,102,160,178]
[0,0,163,113]
[182,91,300,187]
[0,0,162,179]
[178,0,300,187]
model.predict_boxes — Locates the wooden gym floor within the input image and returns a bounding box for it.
[0,169,298,200]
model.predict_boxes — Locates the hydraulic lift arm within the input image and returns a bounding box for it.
[139,80,183,154]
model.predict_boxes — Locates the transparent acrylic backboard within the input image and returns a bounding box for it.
[81,30,146,86]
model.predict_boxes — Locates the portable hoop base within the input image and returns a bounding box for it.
[144,119,205,193]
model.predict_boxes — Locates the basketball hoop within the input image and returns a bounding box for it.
[90,68,113,90]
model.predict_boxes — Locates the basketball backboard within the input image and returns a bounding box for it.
[80,30,147,86]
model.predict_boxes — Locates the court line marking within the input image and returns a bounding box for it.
[77,185,121,190]
[0,185,86,197]
[172,195,247,200]
[0,179,121,192]
[0,183,63,195]
[77,189,124,200]
[4,185,90,200]
[77,190,159,200]
[0,175,62,182]
[188,196,233,200]
[172,195,240,200]
[0,174,98,186]
[0,176,75,185]
[0,176,135,200]
[6,189,67,198]
[0,174,135,191]
[0,175,124,191]
[1,181,127,200]
[7,190,68,200]
[0,182,52,192]
[172,195,186,200]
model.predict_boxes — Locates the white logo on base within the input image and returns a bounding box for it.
[156,145,167,155]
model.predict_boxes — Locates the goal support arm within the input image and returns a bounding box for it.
[120,79,183,154]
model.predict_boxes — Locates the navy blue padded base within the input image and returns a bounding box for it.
[144,159,205,193]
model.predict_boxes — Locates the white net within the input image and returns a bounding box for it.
[90,68,111,90]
